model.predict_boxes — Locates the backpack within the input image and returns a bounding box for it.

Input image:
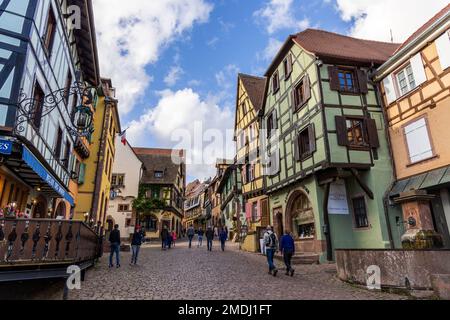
[265,232,277,247]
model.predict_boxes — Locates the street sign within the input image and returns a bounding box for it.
[0,140,12,155]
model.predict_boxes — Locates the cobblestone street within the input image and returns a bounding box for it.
[56,240,404,300]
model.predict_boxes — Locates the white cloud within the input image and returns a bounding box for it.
[254,0,310,34]
[164,66,184,86]
[334,0,449,42]
[92,0,213,114]
[207,36,220,48]
[259,37,284,61]
[126,88,235,180]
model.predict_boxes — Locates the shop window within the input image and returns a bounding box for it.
[298,223,315,239]
[143,215,158,232]
[352,196,369,228]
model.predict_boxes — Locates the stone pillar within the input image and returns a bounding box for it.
[394,190,444,249]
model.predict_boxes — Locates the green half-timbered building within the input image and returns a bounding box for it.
[262,29,402,262]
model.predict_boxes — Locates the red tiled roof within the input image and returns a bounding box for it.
[394,3,450,53]
[238,73,267,112]
[293,29,400,65]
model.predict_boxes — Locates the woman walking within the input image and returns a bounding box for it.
[219,228,228,251]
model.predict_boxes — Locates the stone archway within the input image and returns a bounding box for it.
[285,189,315,240]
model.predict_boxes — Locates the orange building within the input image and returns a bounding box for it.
[375,4,450,248]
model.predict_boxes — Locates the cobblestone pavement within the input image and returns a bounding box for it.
[60,239,406,300]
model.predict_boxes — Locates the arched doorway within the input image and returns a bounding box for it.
[285,190,315,240]
[32,197,47,219]
[273,207,284,239]
[54,201,67,219]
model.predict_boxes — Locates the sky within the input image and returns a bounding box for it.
[91,0,450,182]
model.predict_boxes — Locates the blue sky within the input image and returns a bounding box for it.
[92,0,449,182]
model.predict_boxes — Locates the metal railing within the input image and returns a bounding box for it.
[0,218,100,267]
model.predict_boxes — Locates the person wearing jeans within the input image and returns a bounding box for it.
[109,224,121,268]
[263,226,278,276]
[187,225,195,248]
[197,228,204,247]
[206,226,214,251]
[219,228,228,251]
[280,231,295,276]
[130,226,144,265]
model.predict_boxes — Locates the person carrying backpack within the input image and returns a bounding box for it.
[263,225,278,277]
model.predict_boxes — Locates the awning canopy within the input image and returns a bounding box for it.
[390,165,450,198]
[4,144,74,206]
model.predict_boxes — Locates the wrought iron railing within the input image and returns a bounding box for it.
[0,219,100,267]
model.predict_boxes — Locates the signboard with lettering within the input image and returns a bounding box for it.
[328,180,349,215]
[0,139,13,155]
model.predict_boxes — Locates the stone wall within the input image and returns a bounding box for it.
[336,249,450,290]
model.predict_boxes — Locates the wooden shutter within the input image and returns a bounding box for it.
[328,66,340,91]
[436,31,450,70]
[366,118,380,148]
[357,69,368,94]
[291,90,297,113]
[304,75,311,103]
[261,198,270,226]
[383,75,397,104]
[308,123,316,154]
[335,116,349,146]
[410,52,427,86]
[288,54,293,75]
[293,134,300,161]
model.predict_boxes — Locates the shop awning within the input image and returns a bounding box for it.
[4,144,74,206]
[390,165,450,198]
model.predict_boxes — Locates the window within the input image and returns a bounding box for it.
[118,204,130,212]
[346,119,368,147]
[78,163,86,185]
[404,117,433,164]
[44,8,57,54]
[32,83,44,130]
[112,174,125,187]
[292,76,311,112]
[338,69,357,92]
[245,164,251,184]
[241,102,247,115]
[125,219,132,228]
[294,125,316,161]
[54,127,63,160]
[143,215,158,232]
[154,171,164,178]
[396,64,416,96]
[352,196,369,228]
[63,141,71,169]
[64,72,72,105]
[266,110,277,137]
[251,202,258,222]
[272,71,280,94]
[283,55,293,80]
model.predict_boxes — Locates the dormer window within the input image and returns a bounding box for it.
[154,171,164,178]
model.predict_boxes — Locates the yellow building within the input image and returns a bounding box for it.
[74,78,121,230]
[234,74,270,253]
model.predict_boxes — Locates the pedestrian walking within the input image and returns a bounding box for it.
[280,231,295,276]
[206,226,214,251]
[172,230,177,247]
[161,226,169,250]
[167,231,173,249]
[130,226,144,265]
[187,225,195,248]
[219,228,228,251]
[197,228,204,247]
[108,224,121,268]
[263,226,278,276]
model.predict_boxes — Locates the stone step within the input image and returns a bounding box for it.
[275,253,320,265]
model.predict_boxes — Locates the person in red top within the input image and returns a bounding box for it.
[171,230,177,247]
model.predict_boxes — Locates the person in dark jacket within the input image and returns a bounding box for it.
[279,231,295,276]
[205,226,214,251]
[187,225,195,248]
[219,228,228,251]
[161,226,169,250]
[130,226,144,265]
[109,224,121,268]
[197,228,204,248]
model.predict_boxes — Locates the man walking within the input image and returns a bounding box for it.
[130,226,144,265]
[161,226,169,250]
[280,231,295,276]
[219,228,228,251]
[109,224,121,268]
[206,226,214,251]
[187,225,195,248]
[263,226,278,276]
[197,228,204,248]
